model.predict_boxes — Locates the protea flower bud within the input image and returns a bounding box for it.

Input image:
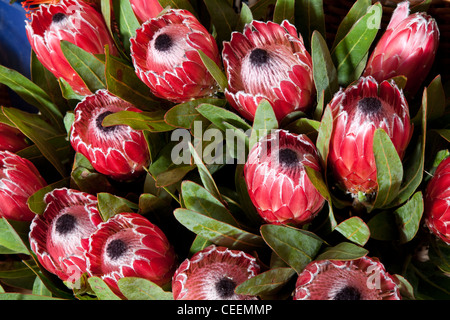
[172,245,260,300]
[0,151,47,221]
[70,89,150,181]
[86,212,177,295]
[222,20,314,122]
[25,0,118,95]
[293,256,401,300]
[244,129,325,225]
[424,156,450,244]
[129,0,163,23]
[327,76,412,203]
[29,188,102,282]
[363,1,439,96]
[0,123,28,153]
[130,9,221,103]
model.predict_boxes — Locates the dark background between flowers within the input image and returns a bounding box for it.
[0,0,449,300]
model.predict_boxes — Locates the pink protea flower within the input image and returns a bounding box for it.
[70,89,150,181]
[0,123,28,153]
[293,256,401,300]
[129,0,163,23]
[0,151,47,221]
[86,212,177,295]
[327,76,412,203]
[244,129,325,225]
[172,245,260,300]
[29,188,102,282]
[130,9,221,103]
[363,1,439,96]
[424,156,450,244]
[25,0,118,96]
[222,20,314,122]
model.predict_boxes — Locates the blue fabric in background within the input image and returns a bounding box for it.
[0,0,35,111]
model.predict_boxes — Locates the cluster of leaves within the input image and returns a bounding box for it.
[0,0,449,300]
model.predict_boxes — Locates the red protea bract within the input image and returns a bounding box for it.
[222,20,314,122]
[25,0,117,96]
[0,151,47,221]
[244,129,325,225]
[327,76,412,203]
[29,188,102,282]
[0,123,28,153]
[424,156,450,244]
[70,90,150,181]
[363,1,439,96]
[172,245,260,300]
[130,9,221,103]
[129,0,163,24]
[86,212,177,295]
[293,256,401,300]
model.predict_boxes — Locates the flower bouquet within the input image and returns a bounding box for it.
[0,0,449,301]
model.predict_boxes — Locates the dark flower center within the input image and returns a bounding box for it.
[55,214,77,235]
[154,33,173,52]
[333,286,362,300]
[249,48,270,66]
[357,97,382,115]
[52,13,67,23]
[215,277,237,299]
[96,111,117,133]
[278,148,299,168]
[106,239,128,260]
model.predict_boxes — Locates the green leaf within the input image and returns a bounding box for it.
[372,128,404,210]
[316,242,368,261]
[0,293,62,300]
[97,193,137,221]
[367,210,398,241]
[112,0,140,53]
[331,2,381,86]
[88,276,121,300]
[118,277,173,300]
[27,178,70,215]
[196,103,251,132]
[203,0,238,47]
[181,181,238,226]
[60,41,106,92]
[250,0,277,20]
[294,0,325,50]
[236,2,253,31]
[304,165,331,203]
[235,267,296,297]
[165,98,225,128]
[197,50,227,92]
[174,208,265,250]
[311,31,338,106]
[315,105,333,170]
[158,0,196,13]
[335,217,370,246]
[0,218,30,255]
[273,0,295,24]
[260,224,323,273]
[249,100,278,148]
[394,192,423,244]
[103,110,175,132]
[234,164,262,227]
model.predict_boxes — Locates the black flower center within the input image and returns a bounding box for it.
[357,97,382,115]
[106,239,128,260]
[215,277,237,299]
[249,48,270,66]
[55,214,77,235]
[96,111,117,133]
[52,13,67,23]
[278,148,299,168]
[154,33,173,52]
[333,286,362,300]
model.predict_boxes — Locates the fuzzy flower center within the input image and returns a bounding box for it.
[55,213,77,235]
[215,277,237,299]
[278,148,299,168]
[333,286,362,300]
[357,97,382,115]
[52,12,67,23]
[249,48,270,66]
[154,33,173,52]
[106,239,128,260]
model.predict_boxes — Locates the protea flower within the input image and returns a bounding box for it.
[86,212,177,295]
[29,188,102,282]
[130,9,221,103]
[363,1,439,96]
[0,151,47,221]
[25,0,117,96]
[327,76,412,204]
[129,0,163,23]
[172,245,260,300]
[244,129,325,225]
[424,156,450,244]
[70,90,150,181]
[0,123,28,153]
[222,20,314,122]
[293,256,401,300]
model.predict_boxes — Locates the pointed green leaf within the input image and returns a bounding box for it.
[88,276,121,300]
[367,210,399,241]
[198,49,227,92]
[235,267,296,297]
[249,100,278,148]
[335,216,370,246]
[0,218,30,255]
[103,110,175,132]
[315,105,333,170]
[158,0,196,13]
[316,242,368,261]
[165,98,225,128]
[97,193,137,221]
[196,103,251,132]
[294,0,325,50]
[394,191,423,244]
[273,0,295,24]
[118,277,173,300]
[203,0,238,47]
[112,0,140,53]
[236,2,253,31]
